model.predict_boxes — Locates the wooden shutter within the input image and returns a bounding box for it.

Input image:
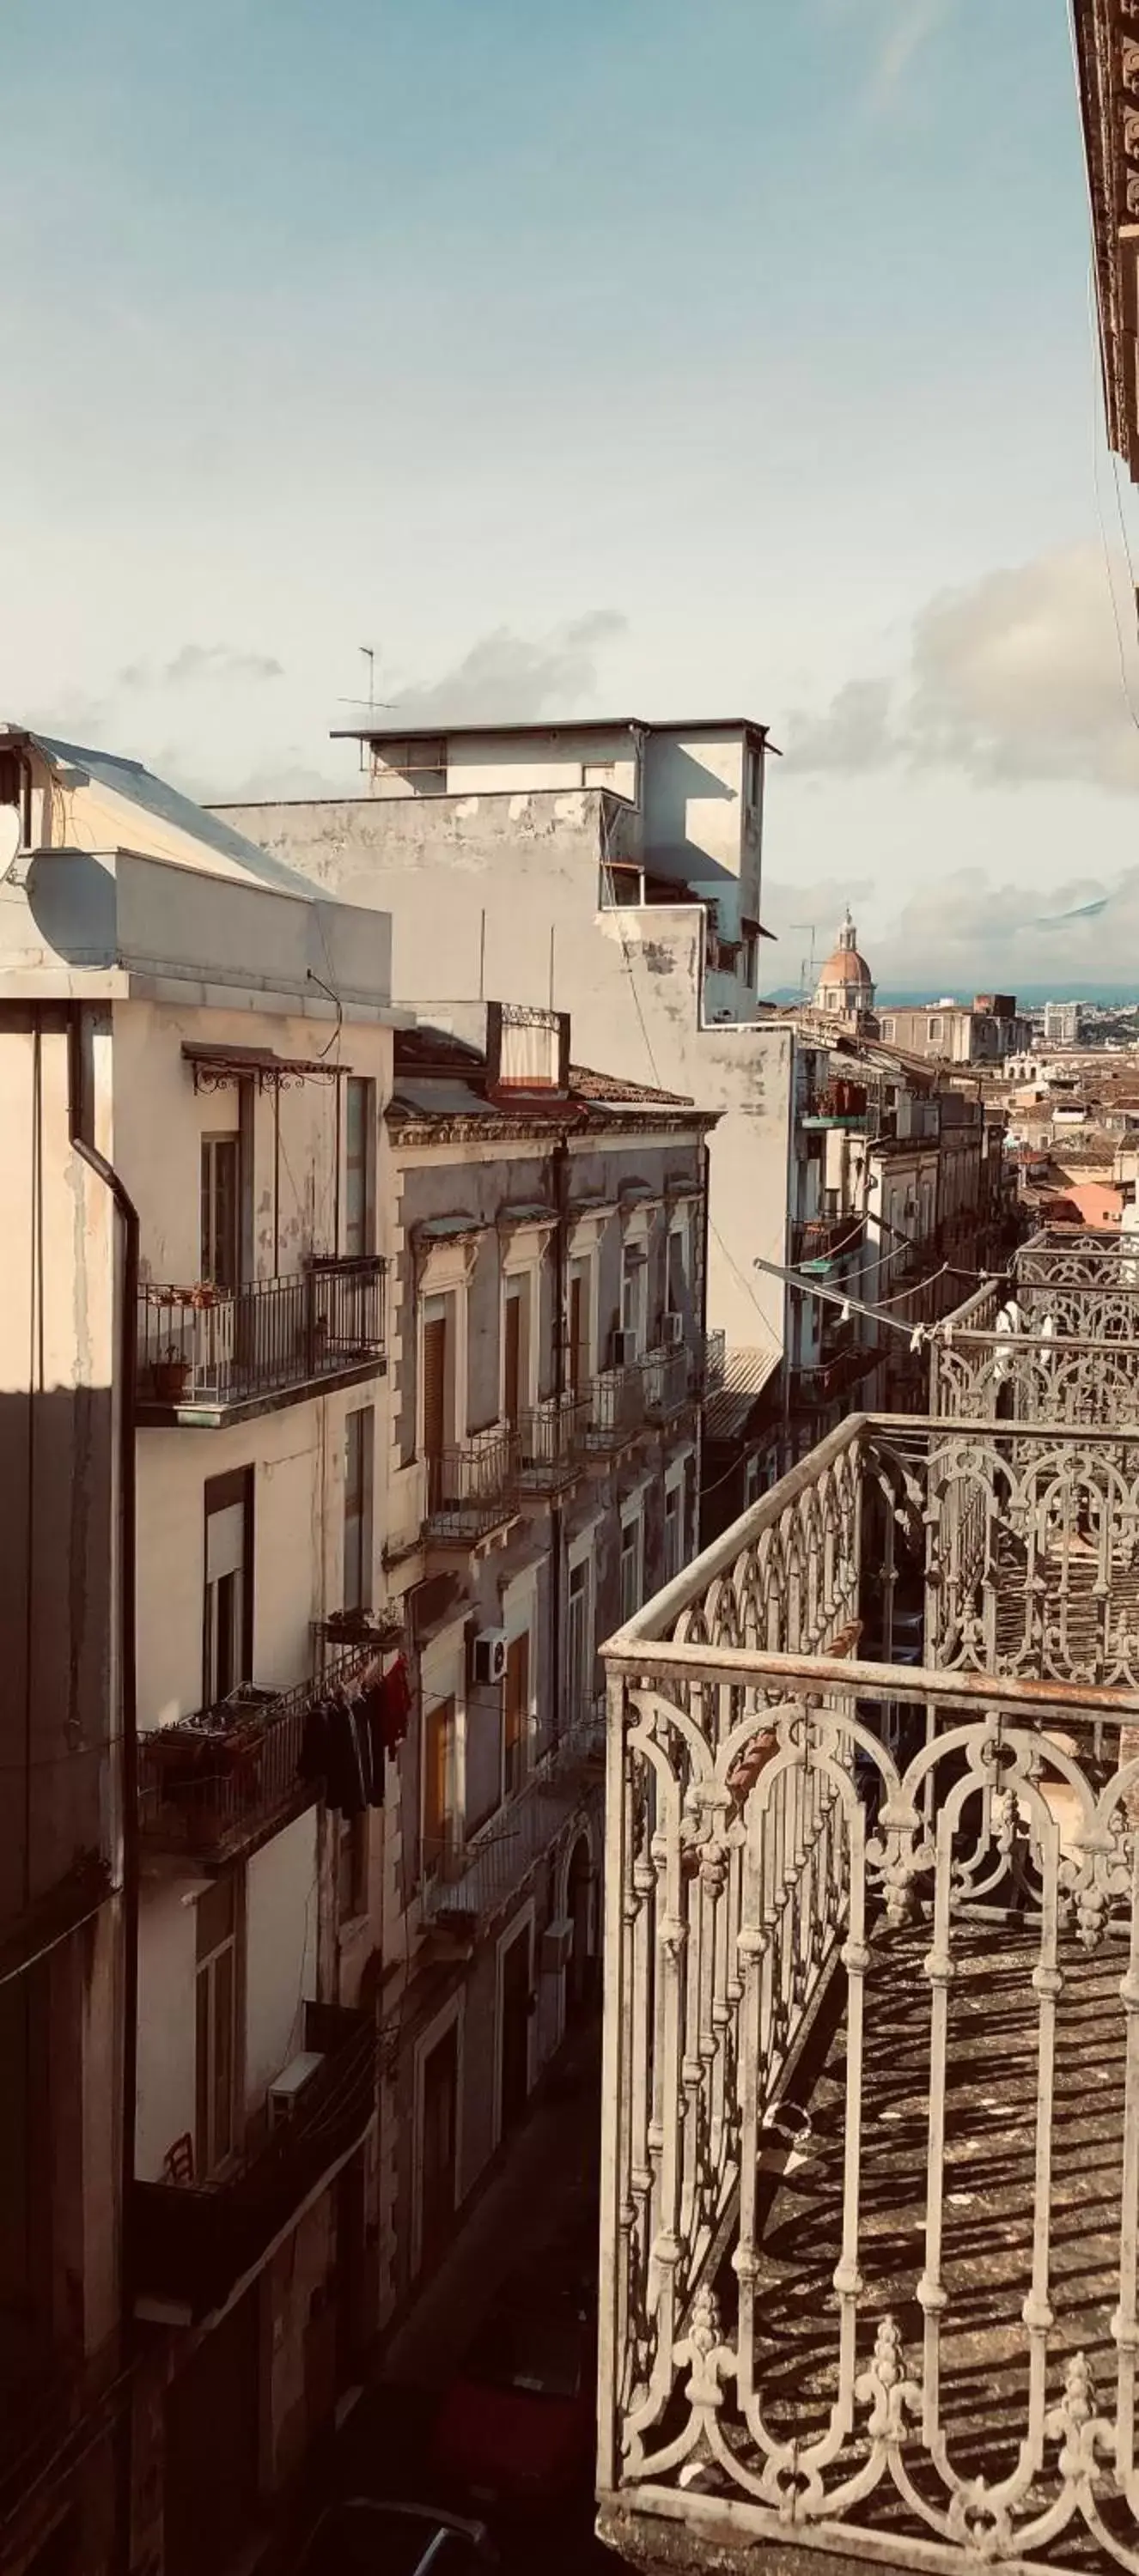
[503,1289,522,1425]
[423,1315,448,1459]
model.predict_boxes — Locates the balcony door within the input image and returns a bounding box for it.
[568,1257,591,1397]
[502,1274,530,1429]
[420,2021,459,2272]
[204,1470,253,1708]
[566,1553,593,1727]
[498,1920,532,2140]
[200,1135,241,1290]
[423,1695,456,1881]
[344,1077,376,1258]
[423,1293,454,1511]
[503,1631,529,1796]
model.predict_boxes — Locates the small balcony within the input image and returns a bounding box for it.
[515,1394,589,1495]
[137,1256,387,1425]
[581,1363,646,1454]
[132,2002,375,2324]
[423,1429,517,1544]
[137,1648,374,1862]
[423,1697,606,1936]
[790,1340,880,1409]
[801,1078,870,1131]
[641,1345,694,1423]
[791,1212,864,1272]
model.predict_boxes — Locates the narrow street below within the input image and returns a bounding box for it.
[321,2014,613,2575]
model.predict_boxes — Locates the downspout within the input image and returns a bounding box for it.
[68,1006,139,2576]
[698,1131,712,1543]
[551,1133,570,1744]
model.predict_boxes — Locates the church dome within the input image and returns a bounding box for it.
[814,908,874,1016]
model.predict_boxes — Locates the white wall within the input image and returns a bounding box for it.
[246,1808,320,2112]
[220,802,796,1360]
[136,1876,198,2180]
[137,1378,387,1724]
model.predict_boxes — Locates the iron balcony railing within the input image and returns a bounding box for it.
[597,1410,1139,2576]
[423,1696,606,1932]
[137,1255,386,1413]
[581,1363,645,1451]
[515,1394,590,1493]
[640,1346,694,1423]
[137,1647,375,1859]
[424,1428,517,1540]
[133,2002,375,2324]
[932,1233,1139,1424]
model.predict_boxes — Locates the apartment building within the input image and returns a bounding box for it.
[218,713,829,1526]
[373,999,714,2317]
[875,993,1031,1065]
[0,729,402,2576]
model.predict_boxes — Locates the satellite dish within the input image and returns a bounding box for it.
[0,808,21,878]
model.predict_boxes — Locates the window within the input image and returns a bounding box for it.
[620,1242,648,1358]
[502,1274,531,1427]
[344,1405,375,1613]
[568,1256,592,1395]
[344,1077,376,1257]
[195,1874,238,2177]
[881,1018,895,1042]
[338,1814,368,1922]
[423,1696,456,1879]
[664,1480,684,1583]
[620,1510,643,1622]
[200,1137,240,1289]
[566,1554,594,1723]
[503,1631,530,1796]
[746,745,762,807]
[928,1018,943,1044]
[667,1218,689,1319]
[204,1471,252,1705]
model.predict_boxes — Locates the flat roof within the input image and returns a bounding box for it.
[330,714,772,746]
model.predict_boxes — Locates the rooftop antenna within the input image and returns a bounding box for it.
[790,922,819,1005]
[333,643,396,717]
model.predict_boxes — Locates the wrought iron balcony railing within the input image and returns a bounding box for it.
[581,1363,646,1451]
[424,1428,517,1540]
[932,1234,1139,1424]
[133,2002,375,2324]
[597,1410,1139,2576]
[423,1696,606,1933]
[801,1078,870,1130]
[137,1648,374,1859]
[515,1394,589,1493]
[789,1340,880,1408]
[137,1255,386,1419]
[640,1346,694,1423]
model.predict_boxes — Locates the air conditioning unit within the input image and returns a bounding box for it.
[472,1627,508,1686]
[610,1327,635,1368]
[542,1916,575,1973]
[267,2050,325,2129]
[661,1309,685,1348]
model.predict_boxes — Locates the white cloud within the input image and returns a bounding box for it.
[119,643,284,689]
[785,545,1139,794]
[375,611,629,728]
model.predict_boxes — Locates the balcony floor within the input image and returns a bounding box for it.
[705,1915,1126,2571]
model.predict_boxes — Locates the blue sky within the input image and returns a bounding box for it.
[3,0,1136,987]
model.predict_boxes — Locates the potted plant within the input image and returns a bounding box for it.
[153,1343,191,1402]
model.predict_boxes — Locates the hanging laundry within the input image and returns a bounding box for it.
[378,1654,412,1753]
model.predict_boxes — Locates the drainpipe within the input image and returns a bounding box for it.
[68,1006,139,2576]
[551,1135,570,1742]
[698,1132,712,1543]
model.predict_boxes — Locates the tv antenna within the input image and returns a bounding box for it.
[334,644,396,717]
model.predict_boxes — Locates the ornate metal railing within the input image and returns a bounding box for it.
[931,1327,1139,1425]
[582,1364,646,1449]
[137,1256,386,1411]
[596,1412,1139,2573]
[641,1346,693,1422]
[791,1214,865,1270]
